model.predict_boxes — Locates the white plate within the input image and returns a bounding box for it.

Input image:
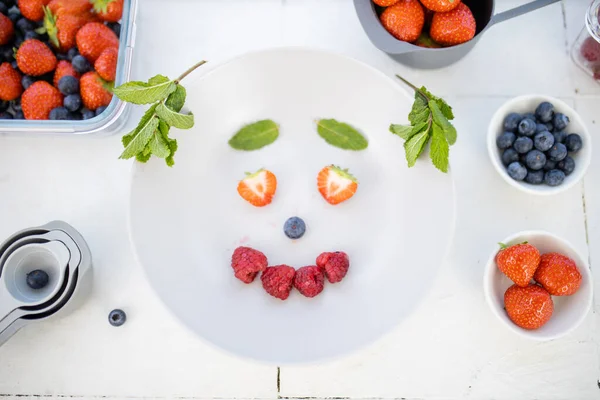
[129,48,456,364]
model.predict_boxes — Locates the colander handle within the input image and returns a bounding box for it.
[490,0,561,26]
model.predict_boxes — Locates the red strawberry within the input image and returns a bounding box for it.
[76,22,119,62]
[581,36,600,63]
[380,0,425,43]
[80,71,112,110]
[48,0,92,16]
[92,0,124,22]
[495,243,540,287]
[419,0,461,12]
[16,39,57,76]
[261,265,296,300]
[0,63,23,101]
[19,0,51,22]
[430,3,476,46]
[53,60,80,87]
[504,284,553,330]
[317,165,358,205]
[44,7,96,52]
[293,266,325,298]
[95,46,118,82]
[237,169,277,207]
[373,0,400,6]
[231,246,268,284]
[414,32,441,48]
[0,12,14,46]
[533,253,582,296]
[21,81,63,120]
[316,251,350,284]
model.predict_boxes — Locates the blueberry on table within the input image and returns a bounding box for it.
[525,150,546,170]
[535,101,554,123]
[553,130,567,144]
[503,113,521,132]
[543,159,557,171]
[547,143,568,162]
[525,169,544,185]
[553,113,570,131]
[49,107,70,120]
[534,131,554,152]
[64,94,82,112]
[565,134,582,153]
[518,118,537,136]
[72,55,91,74]
[558,156,575,176]
[502,148,520,166]
[108,309,127,327]
[58,75,79,95]
[81,108,95,120]
[544,169,566,186]
[507,162,528,181]
[496,132,516,149]
[514,136,533,154]
[284,216,306,239]
[26,270,49,290]
[535,123,548,134]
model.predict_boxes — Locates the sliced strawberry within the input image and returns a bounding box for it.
[317,165,358,205]
[237,169,277,207]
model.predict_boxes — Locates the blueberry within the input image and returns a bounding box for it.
[15,18,34,32]
[57,75,79,95]
[522,112,536,121]
[513,136,533,154]
[547,143,568,162]
[81,108,95,120]
[9,98,20,111]
[284,216,306,239]
[565,134,583,153]
[49,106,70,120]
[518,118,537,136]
[535,123,548,134]
[553,113,570,131]
[108,309,127,327]
[525,169,544,185]
[12,110,23,119]
[0,100,7,112]
[38,71,54,83]
[64,94,82,112]
[525,150,546,170]
[543,159,557,171]
[4,0,16,7]
[535,101,554,123]
[8,9,19,23]
[507,162,528,181]
[95,105,107,116]
[26,270,49,290]
[557,156,575,176]
[544,169,566,186]
[72,55,91,74]
[107,22,121,37]
[502,148,519,166]
[21,75,35,89]
[534,131,555,152]
[68,112,82,120]
[503,113,521,132]
[56,52,69,61]
[0,3,7,14]
[0,45,13,62]
[545,122,554,132]
[0,112,13,119]
[496,131,516,149]
[553,130,567,144]
[67,47,79,61]
[10,59,16,69]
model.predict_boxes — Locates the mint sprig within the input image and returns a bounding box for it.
[112,60,207,167]
[389,75,457,173]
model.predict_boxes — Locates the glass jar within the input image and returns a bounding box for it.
[571,0,600,82]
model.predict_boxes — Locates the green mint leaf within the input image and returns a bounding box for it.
[435,99,454,120]
[165,84,186,113]
[389,124,413,140]
[135,150,152,163]
[119,115,160,159]
[430,123,449,173]
[404,126,430,168]
[316,119,368,151]
[228,119,279,151]
[112,74,176,105]
[148,125,171,158]
[121,104,158,148]
[157,120,178,166]
[155,101,194,130]
[429,100,457,145]
[165,138,178,167]
[408,94,429,126]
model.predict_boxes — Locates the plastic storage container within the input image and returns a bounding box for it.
[571,0,600,83]
[0,0,138,136]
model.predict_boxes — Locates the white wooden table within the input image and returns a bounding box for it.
[0,1,599,399]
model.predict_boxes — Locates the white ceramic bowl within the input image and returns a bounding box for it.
[483,231,593,341]
[487,95,592,195]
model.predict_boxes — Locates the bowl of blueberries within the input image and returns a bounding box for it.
[488,95,591,195]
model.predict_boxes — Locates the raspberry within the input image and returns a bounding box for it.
[316,251,349,283]
[293,266,325,298]
[261,265,295,300]
[231,246,267,284]
[581,36,600,63]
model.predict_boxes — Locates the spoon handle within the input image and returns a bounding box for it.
[490,0,561,26]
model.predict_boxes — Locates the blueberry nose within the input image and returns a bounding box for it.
[283,216,306,240]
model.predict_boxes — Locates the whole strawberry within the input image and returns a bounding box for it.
[76,22,119,62]
[231,246,268,284]
[16,39,57,77]
[44,7,96,52]
[430,3,476,46]
[80,71,112,110]
[504,284,553,330]
[92,0,124,22]
[0,12,14,46]
[0,63,23,102]
[380,0,425,43]
[316,251,350,283]
[48,0,92,16]
[373,0,400,6]
[294,266,325,298]
[22,81,63,120]
[261,265,296,300]
[420,0,461,12]
[53,60,80,87]
[495,243,540,287]
[20,0,50,22]
[95,47,118,82]
[533,253,582,296]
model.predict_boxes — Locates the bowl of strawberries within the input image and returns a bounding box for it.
[353,0,560,69]
[484,231,593,340]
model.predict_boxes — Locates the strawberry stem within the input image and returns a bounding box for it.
[174,60,207,84]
